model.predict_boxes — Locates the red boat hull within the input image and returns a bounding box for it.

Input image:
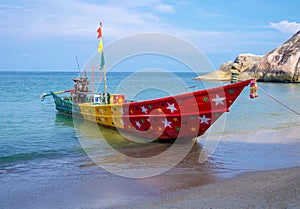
[117,79,251,141]
[53,80,252,141]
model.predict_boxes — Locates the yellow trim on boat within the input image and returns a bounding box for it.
[78,103,124,129]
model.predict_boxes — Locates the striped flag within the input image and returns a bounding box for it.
[97,22,103,52]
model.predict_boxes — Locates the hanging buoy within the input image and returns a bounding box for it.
[249,79,259,99]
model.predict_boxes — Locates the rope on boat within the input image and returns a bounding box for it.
[258,86,300,116]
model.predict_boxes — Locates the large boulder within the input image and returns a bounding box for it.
[195,31,300,82]
[240,31,300,82]
[194,54,262,81]
[193,61,233,81]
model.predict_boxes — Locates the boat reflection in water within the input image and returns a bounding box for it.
[55,113,219,189]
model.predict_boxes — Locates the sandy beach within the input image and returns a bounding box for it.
[117,167,300,209]
[1,126,300,209]
[1,124,299,209]
[1,155,299,209]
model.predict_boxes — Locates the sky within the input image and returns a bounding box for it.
[0,0,299,71]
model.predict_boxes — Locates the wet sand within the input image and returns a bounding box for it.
[1,146,299,208]
[116,167,300,209]
[1,126,299,208]
[0,142,216,209]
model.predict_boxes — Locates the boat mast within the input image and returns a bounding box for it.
[75,56,81,76]
[97,21,108,104]
[103,63,108,104]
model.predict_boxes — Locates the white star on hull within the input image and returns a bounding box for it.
[162,118,172,128]
[212,94,225,106]
[166,102,177,113]
[199,115,211,124]
[141,106,148,114]
[135,121,141,128]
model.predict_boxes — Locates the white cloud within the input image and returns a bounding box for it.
[0,4,24,10]
[269,20,300,34]
[123,0,161,8]
[196,9,222,17]
[0,0,163,39]
[154,4,175,13]
[0,0,291,57]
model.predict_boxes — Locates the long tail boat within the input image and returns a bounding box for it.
[41,23,254,141]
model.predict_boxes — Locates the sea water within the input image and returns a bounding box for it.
[0,71,299,206]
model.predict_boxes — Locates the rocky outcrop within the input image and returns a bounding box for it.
[240,31,300,82]
[194,54,262,81]
[195,31,300,82]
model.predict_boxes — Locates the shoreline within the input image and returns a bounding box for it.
[116,167,300,209]
[1,165,298,209]
[1,125,299,208]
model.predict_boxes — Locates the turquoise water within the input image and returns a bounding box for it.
[0,71,299,207]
